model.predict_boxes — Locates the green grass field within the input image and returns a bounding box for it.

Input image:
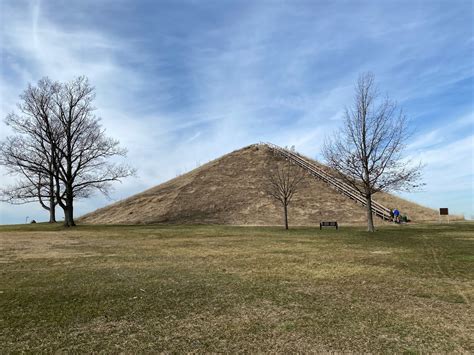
[1,223,473,352]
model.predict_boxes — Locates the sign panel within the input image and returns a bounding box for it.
[439,208,449,215]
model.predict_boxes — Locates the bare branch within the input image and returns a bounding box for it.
[265,159,305,229]
[322,72,423,232]
[1,76,134,226]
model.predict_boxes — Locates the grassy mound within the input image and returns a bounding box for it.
[80,145,447,225]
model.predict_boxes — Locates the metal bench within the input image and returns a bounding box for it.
[320,221,338,230]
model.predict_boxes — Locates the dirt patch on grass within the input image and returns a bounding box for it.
[73,318,145,336]
[0,232,101,261]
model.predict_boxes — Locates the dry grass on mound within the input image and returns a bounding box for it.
[80,145,444,225]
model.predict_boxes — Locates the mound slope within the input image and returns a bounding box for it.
[80,144,441,225]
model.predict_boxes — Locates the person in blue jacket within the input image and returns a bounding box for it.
[393,208,400,223]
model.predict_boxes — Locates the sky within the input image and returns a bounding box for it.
[0,0,473,224]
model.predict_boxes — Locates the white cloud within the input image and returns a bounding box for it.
[402,114,474,218]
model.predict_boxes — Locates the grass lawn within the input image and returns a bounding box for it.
[1,222,473,352]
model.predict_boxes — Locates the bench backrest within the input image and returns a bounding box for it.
[320,221,337,226]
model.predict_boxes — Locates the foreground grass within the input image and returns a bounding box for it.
[0,223,473,352]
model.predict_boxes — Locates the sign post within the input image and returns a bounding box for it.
[439,208,449,223]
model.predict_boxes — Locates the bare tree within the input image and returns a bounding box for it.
[0,76,134,227]
[48,76,134,227]
[0,170,58,223]
[322,72,423,232]
[0,79,60,222]
[266,160,305,229]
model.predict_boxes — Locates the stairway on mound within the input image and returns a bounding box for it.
[263,142,392,220]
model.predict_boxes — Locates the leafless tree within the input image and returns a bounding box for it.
[0,79,60,222]
[0,168,58,223]
[48,76,134,227]
[322,72,423,232]
[0,76,134,227]
[266,160,305,229]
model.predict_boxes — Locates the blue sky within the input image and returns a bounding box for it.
[0,0,473,223]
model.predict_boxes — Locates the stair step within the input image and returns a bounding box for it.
[263,142,391,220]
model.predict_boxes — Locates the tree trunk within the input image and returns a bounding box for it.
[366,194,375,232]
[63,185,76,227]
[49,203,56,223]
[63,205,75,227]
[48,175,56,223]
[284,203,289,230]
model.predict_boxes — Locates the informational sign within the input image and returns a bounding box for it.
[439,208,449,215]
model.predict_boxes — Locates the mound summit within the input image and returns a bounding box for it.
[81,143,440,225]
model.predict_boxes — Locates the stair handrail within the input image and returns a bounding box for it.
[268,143,391,218]
[283,147,390,213]
[262,142,391,219]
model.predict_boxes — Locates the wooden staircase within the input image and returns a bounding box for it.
[262,142,392,220]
